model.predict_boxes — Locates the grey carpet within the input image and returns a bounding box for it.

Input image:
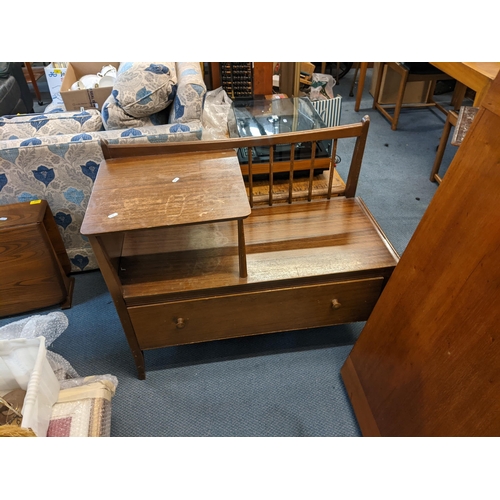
[0,67,465,436]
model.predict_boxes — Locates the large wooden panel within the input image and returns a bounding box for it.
[341,72,500,437]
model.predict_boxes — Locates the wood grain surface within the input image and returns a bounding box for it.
[341,71,500,436]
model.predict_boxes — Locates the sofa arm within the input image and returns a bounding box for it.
[0,109,103,141]
[169,62,207,124]
[0,134,104,272]
[98,120,203,144]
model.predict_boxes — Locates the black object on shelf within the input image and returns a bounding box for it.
[220,62,253,99]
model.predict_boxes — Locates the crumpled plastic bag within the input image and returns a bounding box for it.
[0,312,78,380]
[310,73,336,101]
[202,87,234,140]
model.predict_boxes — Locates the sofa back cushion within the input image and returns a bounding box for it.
[112,62,177,118]
[0,110,103,140]
[101,94,168,131]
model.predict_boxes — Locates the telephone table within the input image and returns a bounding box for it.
[81,149,251,379]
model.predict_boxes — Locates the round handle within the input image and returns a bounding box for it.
[331,299,342,310]
[175,317,186,329]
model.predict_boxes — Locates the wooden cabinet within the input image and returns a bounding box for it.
[0,200,74,318]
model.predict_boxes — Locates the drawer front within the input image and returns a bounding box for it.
[129,277,385,349]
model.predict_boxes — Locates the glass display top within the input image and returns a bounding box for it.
[231,97,327,138]
[230,97,331,168]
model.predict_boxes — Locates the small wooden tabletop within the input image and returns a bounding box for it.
[81,150,251,236]
[430,62,500,106]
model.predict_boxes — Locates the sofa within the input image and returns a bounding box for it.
[0,62,34,116]
[0,62,207,272]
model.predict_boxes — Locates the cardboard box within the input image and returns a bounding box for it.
[370,62,431,105]
[61,62,119,111]
[44,63,67,104]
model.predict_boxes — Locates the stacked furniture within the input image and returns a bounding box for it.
[0,62,206,272]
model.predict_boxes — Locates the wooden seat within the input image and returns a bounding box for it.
[372,62,453,130]
[96,117,400,378]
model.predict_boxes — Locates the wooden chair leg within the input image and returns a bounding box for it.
[24,63,43,105]
[372,63,385,110]
[391,66,409,131]
[430,111,458,183]
[354,63,368,112]
[349,62,360,97]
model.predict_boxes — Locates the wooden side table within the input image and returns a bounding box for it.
[81,150,251,379]
[0,200,74,318]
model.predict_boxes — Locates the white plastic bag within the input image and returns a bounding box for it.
[0,312,78,380]
[202,87,234,140]
[310,73,336,101]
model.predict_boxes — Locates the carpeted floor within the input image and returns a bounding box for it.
[0,66,464,437]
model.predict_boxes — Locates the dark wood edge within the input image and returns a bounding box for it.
[37,206,73,299]
[42,202,72,276]
[60,276,75,310]
[340,355,381,437]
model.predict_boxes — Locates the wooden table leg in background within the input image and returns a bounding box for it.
[355,63,369,112]
[23,63,44,105]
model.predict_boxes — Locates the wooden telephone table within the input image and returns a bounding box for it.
[82,122,399,379]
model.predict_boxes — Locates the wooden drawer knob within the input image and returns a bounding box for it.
[331,299,342,310]
[175,317,186,329]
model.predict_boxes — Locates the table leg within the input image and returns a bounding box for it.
[474,83,491,107]
[355,63,368,112]
[237,219,248,278]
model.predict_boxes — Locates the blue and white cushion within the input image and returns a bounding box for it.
[112,62,177,118]
[0,110,103,140]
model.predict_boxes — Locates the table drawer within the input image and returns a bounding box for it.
[129,277,385,350]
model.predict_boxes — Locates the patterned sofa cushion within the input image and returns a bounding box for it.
[101,93,168,131]
[111,62,177,118]
[169,62,206,124]
[0,110,103,140]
